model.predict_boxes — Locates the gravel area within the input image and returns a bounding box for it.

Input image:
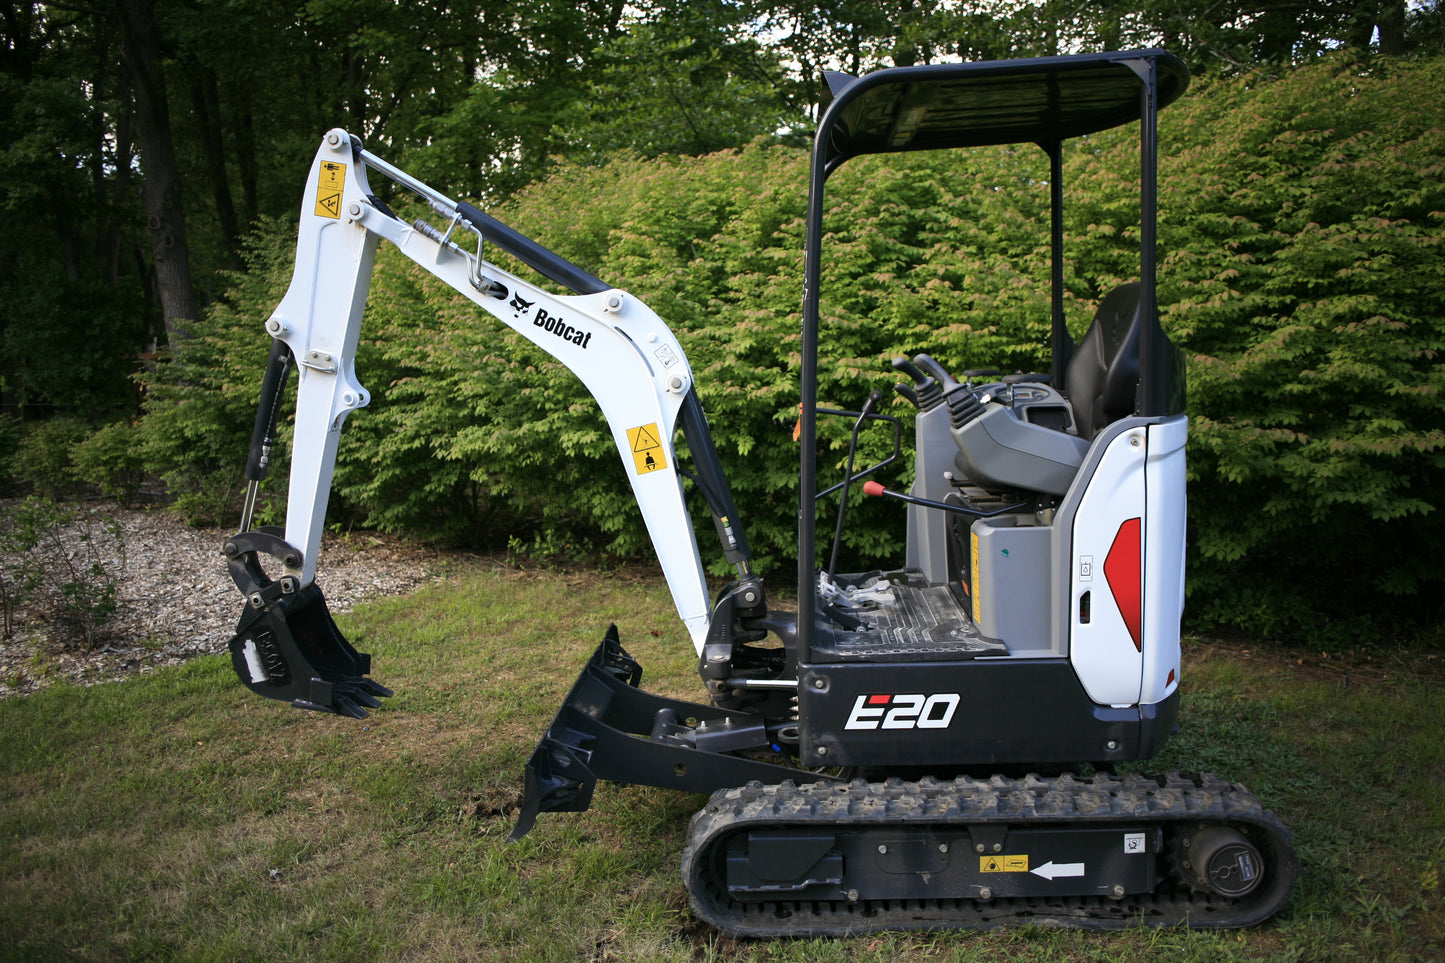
[0,503,446,698]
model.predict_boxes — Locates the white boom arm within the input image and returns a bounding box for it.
[260,129,713,651]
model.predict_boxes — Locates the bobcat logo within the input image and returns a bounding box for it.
[509,293,535,318]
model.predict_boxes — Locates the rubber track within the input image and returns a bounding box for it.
[681,771,1297,938]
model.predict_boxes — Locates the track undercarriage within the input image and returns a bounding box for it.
[684,773,1297,937]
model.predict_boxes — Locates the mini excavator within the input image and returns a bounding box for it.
[223,50,1297,935]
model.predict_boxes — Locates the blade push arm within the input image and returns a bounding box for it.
[235,130,734,662]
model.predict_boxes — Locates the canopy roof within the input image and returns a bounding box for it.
[820,49,1189,164]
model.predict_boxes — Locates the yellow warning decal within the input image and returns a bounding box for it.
[314,161,346,219]
[979,854,1030,873]
[627,423,667,475]
[970,530,982,624]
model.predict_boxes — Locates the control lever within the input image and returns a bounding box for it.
[891,357,942,411]
[827,390,883,581]
[891,356,927,382]
[911,354,954,386]
[862,480,1031,519]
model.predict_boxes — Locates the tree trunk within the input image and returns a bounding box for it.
[189,68,243,270]
[113,0,198,344]
[234,100,258,229]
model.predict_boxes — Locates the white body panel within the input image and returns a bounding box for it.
[269,131,712,651]
[1140,416,1188,705]
[1068,427,1148,707]
[1066,416,1187,708]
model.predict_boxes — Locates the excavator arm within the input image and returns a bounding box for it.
[225,129,750,716]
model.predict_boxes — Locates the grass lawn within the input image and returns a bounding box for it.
[2,560,1441,961]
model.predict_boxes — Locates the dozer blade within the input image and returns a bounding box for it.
[228,583,392,718]
[510,626,822,842]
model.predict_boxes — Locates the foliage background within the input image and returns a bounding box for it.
[5,0,1440,416]
[3,0,1443,645]
[114,55,1445,644]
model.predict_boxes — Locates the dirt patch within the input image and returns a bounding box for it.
[0,501,448,698]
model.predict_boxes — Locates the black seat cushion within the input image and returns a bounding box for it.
[1064,283,1142,439]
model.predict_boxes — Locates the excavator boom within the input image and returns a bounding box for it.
[226,129,753,717]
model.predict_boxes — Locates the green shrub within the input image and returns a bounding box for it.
[70,419,147,507]
[9,417,91,499]
[0,496,126,650]
[1154,56,1445,640]
[0,413,19,494]
[137,217,299,528]
[138,56,1445,643]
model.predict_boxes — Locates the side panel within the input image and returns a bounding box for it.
[1140,416,1187,705]
[904,404,957,583]
[797,659,1172,768]
[1068,428,1148,706]
[971,516,1052,649]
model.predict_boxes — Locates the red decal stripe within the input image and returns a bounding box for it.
[1104,517,1143,651]
[867,694,891,705]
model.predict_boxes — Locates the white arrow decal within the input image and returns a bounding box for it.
[1030,860,1086,880]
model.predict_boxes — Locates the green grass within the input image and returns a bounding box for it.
[2,562,1442,962]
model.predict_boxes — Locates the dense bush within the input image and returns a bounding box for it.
[69,420,147,507]
[134,55,1443,642]
[0,412,20,495]
[1157,56,1445,640]
[135,218,300,527]
[9,418,92,500]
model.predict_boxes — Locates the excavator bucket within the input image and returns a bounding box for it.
[228,583,392,718]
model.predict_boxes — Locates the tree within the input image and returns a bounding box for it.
[867,0,1440,72]
[555,0,806,162]
[113,0,197,344]
[5,0,1445,426]
[2,0,635,416]
[0,3,151,414]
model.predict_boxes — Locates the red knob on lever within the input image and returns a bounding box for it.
[863,480,887,497]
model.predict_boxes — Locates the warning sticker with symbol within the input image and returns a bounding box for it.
[314,161,346,219]
[979,854,1030,873]
[626,423,667,475]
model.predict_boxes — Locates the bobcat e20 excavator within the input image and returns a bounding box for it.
[223,49,1296,935]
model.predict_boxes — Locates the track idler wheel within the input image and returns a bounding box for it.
[1178,825,1265,898]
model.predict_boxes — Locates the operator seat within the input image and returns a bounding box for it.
[948,282,1144,497]
[1062,282,1143,440]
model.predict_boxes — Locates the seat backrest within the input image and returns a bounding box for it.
[1063,282,1143,439]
